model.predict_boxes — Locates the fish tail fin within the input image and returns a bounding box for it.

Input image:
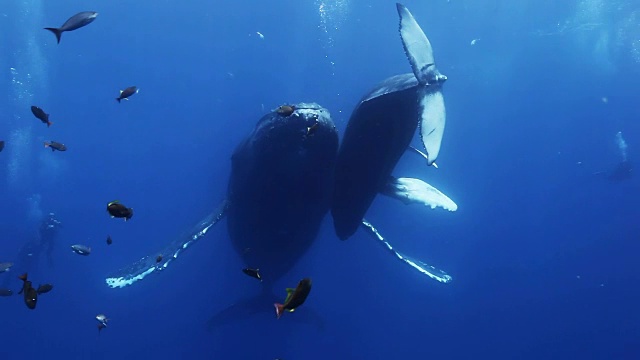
[116,98,121,103]
[126,208,133,221]
[274,303,285,319]
[47,121,53,127]
[44,27,62,44]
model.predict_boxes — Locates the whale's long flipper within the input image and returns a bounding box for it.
[418,85,446,166]
[397,3,436,85]
[382,176,457,211]
[361,220,452,283]
[105,200,228,288]
[397,3,447,166]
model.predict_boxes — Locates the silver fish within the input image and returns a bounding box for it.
[44,11,99,44]
[71,244,91,256]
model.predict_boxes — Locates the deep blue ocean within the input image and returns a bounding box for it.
[1,1,639,359]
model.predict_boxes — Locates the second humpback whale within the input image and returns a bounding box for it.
[332,3,450,240]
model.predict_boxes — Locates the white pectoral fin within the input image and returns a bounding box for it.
[382,177,457,211]
[104,199,229,289]
[397,3,435,85]
[419,87,446,166]
[361,220,452,283]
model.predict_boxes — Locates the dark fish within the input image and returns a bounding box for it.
[0,288,12,297]
[71,244,91,256]
[44,141,67,151]
[276,105,295,116]
[155,255,163,263]
[242,268,262,282]
[107,201,133,221]
[36,284,53,294]
[31,106,52,127]
[96,313,109,334]
[44,11,99,44]
[96,314,108,326]
[18,273,38,309]
[106,235,113,245]
[116,86,138,103]
[0,140,4,152]
[274,278,312,319]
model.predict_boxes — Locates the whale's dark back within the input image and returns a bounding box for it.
[332,82,419,240]
[226,103,338,283]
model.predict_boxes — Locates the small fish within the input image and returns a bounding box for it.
[276,105,295,116]
[36,284,53,294]
[242,268,262,282]
[106,235,112,245]
[0,140,4,152]
[96,314,109,333]
[31,106,52,127]
[274,278,312,319]
[0,288,12,297]
[306,122,319,136]
[18,273,38,309]
[0,262,13,273]
[470,38,480,46]
[71,244,91,256]
[116,86,138,103]
[256,31,265,39]
[155,255,163,263]
[44,11,99,44]
[107,200,133,221]
[44,141,67,152]
[96,314,109,327]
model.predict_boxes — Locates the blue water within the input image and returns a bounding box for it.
[1,0,639,359]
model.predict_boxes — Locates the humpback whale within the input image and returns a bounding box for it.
[332,3,449,240]
[226,103,338,283]
[105,103,338,288]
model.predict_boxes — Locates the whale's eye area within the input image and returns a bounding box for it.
[276,105,295,117]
